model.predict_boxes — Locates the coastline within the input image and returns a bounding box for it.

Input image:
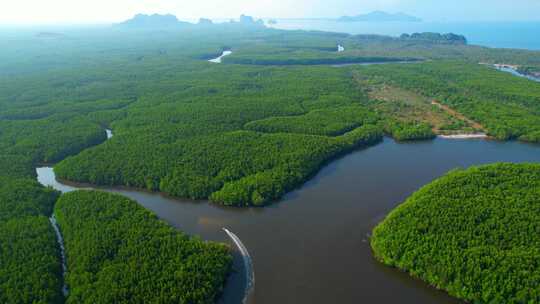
[438,133,488,139]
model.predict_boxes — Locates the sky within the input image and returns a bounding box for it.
[1,0,540,25]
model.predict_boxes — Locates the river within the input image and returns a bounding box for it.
[209,50,233,63]
[37,137,540,304]
[493,65,540,82]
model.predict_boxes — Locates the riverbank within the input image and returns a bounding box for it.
[36,166,248,304]
[438,133,488,139]
[35,137,540,304]
[480,62,540,82]
[268,20,540,50]
[371,163,540,303]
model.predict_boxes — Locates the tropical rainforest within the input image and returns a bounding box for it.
[3,20,538,206]
[0,177,63,304]
[371,163,540,303]
[356,61,540,141]
[1,14,540,303]
[54,190,232,304]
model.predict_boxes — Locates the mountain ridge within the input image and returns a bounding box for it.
[116,13,190,28]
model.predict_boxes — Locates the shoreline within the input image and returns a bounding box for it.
[35,136,540,304]
[438,133,488,139]
[480,62,540,82]
[43,126,383,208]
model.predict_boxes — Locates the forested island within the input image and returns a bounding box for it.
[400,32,467,44]
[371,163,540,303]
[1,12,540,303]
[338,11,422,22]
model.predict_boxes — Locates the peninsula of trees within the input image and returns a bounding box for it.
[371,163,540,303]
[1,12,540,302]
[2,15,540,206]
[55,191,232,303]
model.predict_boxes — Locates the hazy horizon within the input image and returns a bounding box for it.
[2,0,540,26]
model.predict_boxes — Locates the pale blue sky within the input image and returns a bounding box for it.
[2,0,540,25]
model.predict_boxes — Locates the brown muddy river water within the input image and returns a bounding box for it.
[37,137,540,304]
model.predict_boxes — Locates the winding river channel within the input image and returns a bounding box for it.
[495,66,540,82]
[209,50,233,63]
[37,136,540,304]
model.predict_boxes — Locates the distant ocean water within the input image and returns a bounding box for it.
[269,20,540,50]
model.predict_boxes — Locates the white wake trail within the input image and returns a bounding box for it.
[223,228,254,304]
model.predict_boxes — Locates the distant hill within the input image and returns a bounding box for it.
[239,14,265,26]
[400,32,467,44]
[117,14,190,28]
[338,11,422,22]
[117,14,265,29]
[198,18,213,25]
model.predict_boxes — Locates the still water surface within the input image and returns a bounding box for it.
[38,137,540,304]
[269,20,540,50]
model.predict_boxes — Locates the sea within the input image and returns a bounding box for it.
[268,20,540,50]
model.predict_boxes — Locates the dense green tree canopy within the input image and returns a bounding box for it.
[358,61,540,141]
[371,163,540,303]
[0,177,63,304]
[55,190,232,304]
[1,25,540,206]
[1,20,540,303]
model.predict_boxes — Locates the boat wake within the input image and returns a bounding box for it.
[223,228,254,304]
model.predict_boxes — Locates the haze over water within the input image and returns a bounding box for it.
[270,20,540,50]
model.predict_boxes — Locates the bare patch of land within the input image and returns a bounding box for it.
[431,100,485,131]
[355,75,475,134]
